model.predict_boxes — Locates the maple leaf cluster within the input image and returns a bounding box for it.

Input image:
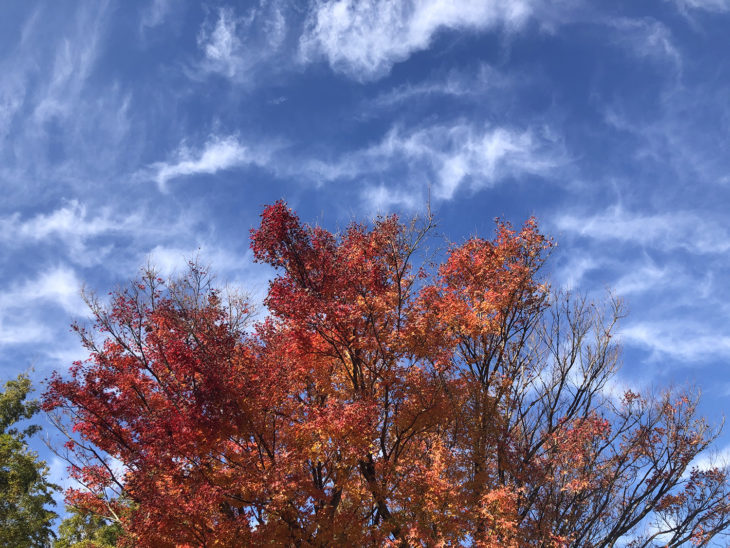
[44,202,730,547]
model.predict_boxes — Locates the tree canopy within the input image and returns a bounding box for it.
[1,373,58,547]
[54,504,122,548]
[44,202,730,547]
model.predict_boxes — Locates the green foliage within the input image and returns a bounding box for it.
[54,506,122,548]
[0,374,58,547]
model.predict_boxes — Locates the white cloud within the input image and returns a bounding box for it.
[144,244,271,311]
[299,0,533,81]
[146,245,201,277]
[148,135,272,190]
[0,9,41,140]
[553,207,730,369]
[304,123,563,202]
[0,3,136,196]
[1,201,122,242]
[0,265,85,316]
[621,321,730,362]
[32,3,107,125]
[365,63,521,112]
[433,126,557,199]
[0,202,212,285]
[609,18,682,69]
[613,263,669,296]
[553,254,601,290]
[0,321,49,346]
[24,267,84,315]
[45,341,88,371]
[555,207,730,254]
[600,79,730,188]
[0,201,154,267]
[599,375,652,405]
[689,445,730,473]
[195,4,287,82]
[199,7,242,78]
[671,0,730,12]
[0,265,87,348]
[360,184,422,213]
[145,244,253,278]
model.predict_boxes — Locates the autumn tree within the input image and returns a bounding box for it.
[0,374,58,547]
[44,202,730,547]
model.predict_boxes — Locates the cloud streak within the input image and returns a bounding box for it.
[0,265,86,348]
[301,122,564,205]
[0,201,131,243]
[621,320,730,362]
[363,63,523,114]
[671,0,730,12]
[0,2,138,204]
[193,4,287,83]
[555,207,730,254]
[299,0,533,81]
[148,135,272,190]
[608,17,682,70]
[144,122,563,203]
[0,201,164,268]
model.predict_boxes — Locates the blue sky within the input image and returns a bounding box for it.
[2,0,730,497]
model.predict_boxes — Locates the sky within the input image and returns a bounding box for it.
[1,0,730,504]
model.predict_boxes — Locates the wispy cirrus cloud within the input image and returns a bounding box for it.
[555,207,730,254]
[608,17,682,70]
[193,4,287,83]
[364,63,523,114]
[0,201,173,268]
[612,263,670,296]
[689,445,730,474]
[597,47,730,189]
[299,0,533,81]
[621,320,730,362]
[0,1,137,203]
[553,205,730,368]
[146,135,274,190]
[198,7,245,78]
[144,120,563,206]
[552,255,602,290]
[670,0,730,12]
[144,244,271,312]
[0,321,49,346]
[32,4,106,126]
[0,199,215,280]
[302,122,565,205]
[0,201,134,243]
[0,265,86,348]
[359,184,422,213]
[145,244,253,278]
[0,266,85,316]
[0,4,108,135]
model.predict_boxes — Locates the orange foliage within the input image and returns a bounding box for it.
[44,202,729,546]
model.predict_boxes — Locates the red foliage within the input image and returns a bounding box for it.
[44,202,730,546]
